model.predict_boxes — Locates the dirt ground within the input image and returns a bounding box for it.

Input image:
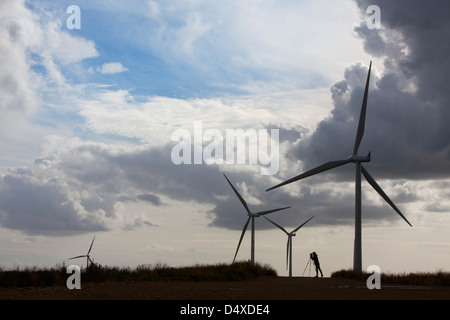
[1,276,449,300]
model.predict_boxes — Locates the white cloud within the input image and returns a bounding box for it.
[147,0,161,20]
[77,87,333,151]
[0,0,103,170]
[40,21,99,66]
[0,0,99,113]
[0,0,41,116]
[139,0,370,91]
[98,62,129,74]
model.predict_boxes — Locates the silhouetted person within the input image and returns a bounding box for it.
[310,252,323,278]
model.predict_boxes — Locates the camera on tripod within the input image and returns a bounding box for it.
[303,252,315,277]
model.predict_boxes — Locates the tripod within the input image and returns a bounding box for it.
[302,258,312,277]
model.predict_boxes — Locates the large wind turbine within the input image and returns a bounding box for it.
[266,61,412,271]
[68,236,96,269]
[224,174,291,264]
[264,216,314,277]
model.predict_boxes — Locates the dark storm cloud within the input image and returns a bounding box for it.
[354,0,450,152]
[118,193,164,206]
[0,170,107,236]
[0,135,417,236]
[136,194,163,206]
[209,182,356,230]
[0,140,256,235]
[289,1,450,181]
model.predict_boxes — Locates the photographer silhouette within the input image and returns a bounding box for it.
[310,252,323,278]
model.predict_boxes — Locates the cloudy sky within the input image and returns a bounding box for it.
[0,0,449,277]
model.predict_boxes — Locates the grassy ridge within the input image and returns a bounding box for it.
[2,263,449,288]
[331,269,450,287]
[0,261,277,288]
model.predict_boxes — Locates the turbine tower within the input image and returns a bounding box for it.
[223,174,291,264]
[68,236,96,269]
[264,216,314,277]
[266,61,412,271]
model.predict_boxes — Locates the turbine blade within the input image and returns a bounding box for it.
[291,216,315,233]
[361,165,412,227]
[263,216,288,234]
[88,257,95,265]
[68,255,86,260]
[266,159,352,191]
[224,174,251,214]
[233,216,251,262]
[87,236,95,255]
[353,61,372,155]
[259,206,291,216]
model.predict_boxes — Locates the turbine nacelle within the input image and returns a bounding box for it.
[251,210,285,217]
[349,152,371,163]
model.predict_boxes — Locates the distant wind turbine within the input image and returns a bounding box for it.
[266,61,412,271]
[223,174,291,264]
[264,216,314,277]
[68,236,96,269]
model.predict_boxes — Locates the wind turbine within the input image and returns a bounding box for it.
[264,216,314,277]
[223,174,291,264]
[68,236,96,269]
[266,61,412,271]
